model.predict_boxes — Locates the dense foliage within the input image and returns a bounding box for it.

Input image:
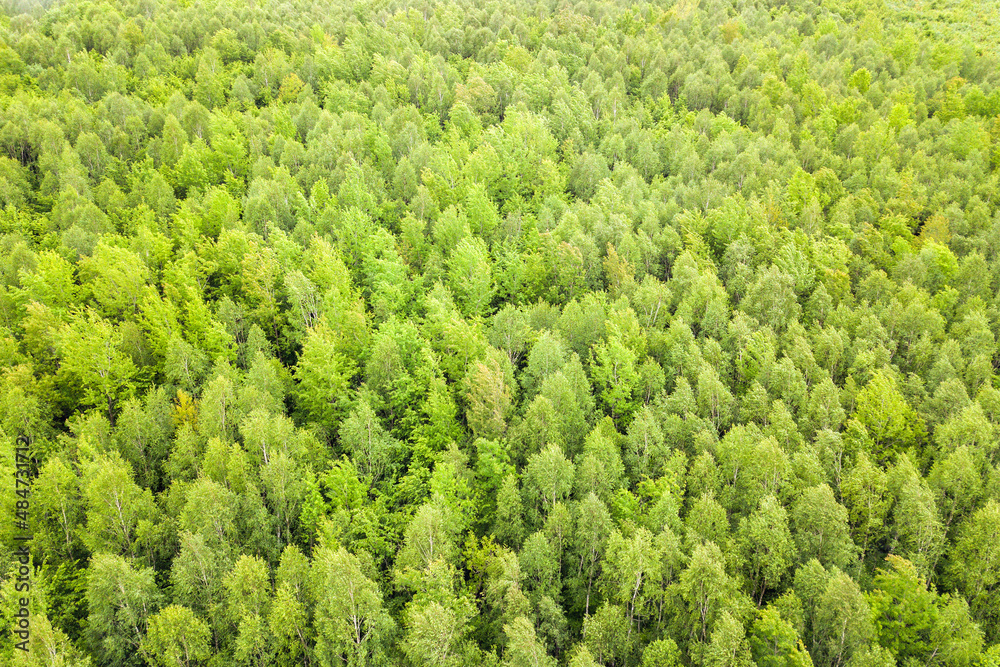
[2,0,1000,664]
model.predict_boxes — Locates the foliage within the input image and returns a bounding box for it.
[1,0,1000,664]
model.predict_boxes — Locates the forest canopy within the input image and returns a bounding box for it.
[2,0,1000,665]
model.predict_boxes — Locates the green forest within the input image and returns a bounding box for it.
[2,0,1000,664]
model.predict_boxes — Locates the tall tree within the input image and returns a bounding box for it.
[310,545,394,667]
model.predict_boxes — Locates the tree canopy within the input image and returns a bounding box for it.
[2,0,1000,664]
